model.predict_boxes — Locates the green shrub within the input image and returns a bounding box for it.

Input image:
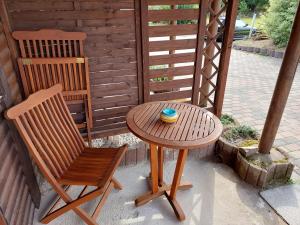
[262,0,299,47]
[223,125,259,142]
[220,114,235,126]
[239,0,250,15]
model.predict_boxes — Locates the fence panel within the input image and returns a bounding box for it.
[0,20,38,225]
[7,0,141,137]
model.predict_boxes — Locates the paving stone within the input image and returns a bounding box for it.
[223,49,300,173]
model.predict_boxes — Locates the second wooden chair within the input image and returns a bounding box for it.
[5,84,127,225]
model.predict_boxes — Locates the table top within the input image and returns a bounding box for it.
[126,102,223,149]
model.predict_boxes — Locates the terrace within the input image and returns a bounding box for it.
[0,0,299,225]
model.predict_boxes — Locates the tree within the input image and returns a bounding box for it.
[245,0,269,12]
[239,0,249,15]
[239,0,269,14]
[263,0,299,47]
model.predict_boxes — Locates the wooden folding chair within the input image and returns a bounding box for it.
[5,84,127,225]
[12,29,86,58]
[12,29,93,142]
[17,57,93,141]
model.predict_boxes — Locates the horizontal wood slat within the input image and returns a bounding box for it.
[149,53,195,66]
[148,24,198,37]
[148,9,199,21]
[148,0,200,5]
[149,65,194,78]
[149,78,193,91]
[150,90,192,101]
[149,39,197,51]
[11,10,135,21]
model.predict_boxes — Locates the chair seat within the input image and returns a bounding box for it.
[58,146,126,187]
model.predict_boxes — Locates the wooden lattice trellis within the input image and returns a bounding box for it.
[199,0,228,107]
[140,0,234,114]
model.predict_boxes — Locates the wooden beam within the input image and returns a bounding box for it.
[213,0,239,117]
[134,0,144,104]
[259,3,300,154]
[191,0,208,105]
[140,0,150,102]
[0,0,18,61]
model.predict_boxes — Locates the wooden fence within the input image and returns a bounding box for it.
[0,19,40,225]
[3,0,237,139]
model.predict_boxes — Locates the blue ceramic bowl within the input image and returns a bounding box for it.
[161,108,177,117]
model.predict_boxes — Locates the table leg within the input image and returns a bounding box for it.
[170,149,188,199]
[165,149,188,221]
[149,144,159,193]
[158,146,164,186]
[135,147,191,221]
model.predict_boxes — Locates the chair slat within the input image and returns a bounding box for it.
[33,106,70,170]
[5,85,127,225]
[41,102,77,161]
[56,94,85,149]
[46,98,82,157]
[20,114,61,178]
[36,105,73,166]
[27,109,67,172]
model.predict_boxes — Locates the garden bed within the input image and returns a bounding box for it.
[233,39,285,58]
[216,114,294,188]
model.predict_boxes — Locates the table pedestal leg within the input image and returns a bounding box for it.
[135,146,191,221]
[165,149,188,220]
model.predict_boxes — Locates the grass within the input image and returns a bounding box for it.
[239,139,259,147]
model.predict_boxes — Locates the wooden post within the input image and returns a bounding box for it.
[134,0,144,104]
[199,0,221,107]
[140,0,150,103]
[259,3,300,154]
[192,0,208,105]
[213,0,239,117]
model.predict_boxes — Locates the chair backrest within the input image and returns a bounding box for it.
[17,57,90,99]
[12,29,87,58]
[5,84,85,179]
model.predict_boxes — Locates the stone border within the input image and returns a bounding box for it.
[235,151,294,188]
[233,44,284,58]
[215,137,238,167]
[216,138,294,188]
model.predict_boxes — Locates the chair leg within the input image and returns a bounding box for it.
[92,182,114,219]
[41,186,105,224]
[112,177,122,190]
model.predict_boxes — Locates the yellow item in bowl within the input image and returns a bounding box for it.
[160,114,178,123]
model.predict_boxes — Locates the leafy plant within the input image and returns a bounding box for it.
[262,0,298,47]
[223,125,259,142]
[220,114,235,126]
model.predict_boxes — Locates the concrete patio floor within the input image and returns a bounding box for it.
[223,49,300,173]
[34,158,286,225]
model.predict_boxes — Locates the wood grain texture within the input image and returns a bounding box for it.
[126,102,222,149]
[5,84,127,225]
[0,21,37,225]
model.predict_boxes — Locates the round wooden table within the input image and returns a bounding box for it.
[126,102,223,221]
